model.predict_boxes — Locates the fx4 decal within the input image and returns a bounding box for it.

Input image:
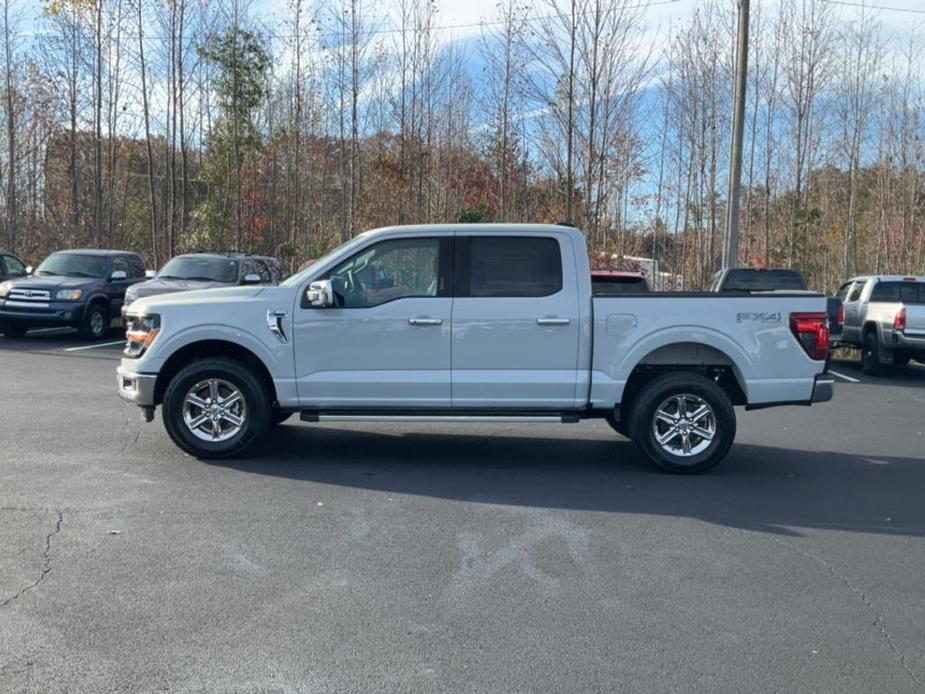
[736,311,782,323]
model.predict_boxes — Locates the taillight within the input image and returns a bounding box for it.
[790,312,830,361]
[836,303,845,327]
[894,307,907,333]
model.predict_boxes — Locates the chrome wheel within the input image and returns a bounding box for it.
[652,393,716,458]
[182,379,247,442]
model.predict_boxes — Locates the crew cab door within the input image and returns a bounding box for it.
[841,279,866,344]
[293,235,454,408]
[451,233,581,408]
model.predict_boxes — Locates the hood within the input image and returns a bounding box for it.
[129,285,268,315]
[3,275,98,292]
[127,277,229,299]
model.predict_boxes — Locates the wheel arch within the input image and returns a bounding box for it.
[619,341,748,416]
[153,339,278,407]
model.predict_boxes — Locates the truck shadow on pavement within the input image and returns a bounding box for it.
[208,426,925,539]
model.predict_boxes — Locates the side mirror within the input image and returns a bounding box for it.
[306,279,334,307]
[145,270,156,279]
[242,273,262,285]
[110,270,127,281]
[25,266,33,275]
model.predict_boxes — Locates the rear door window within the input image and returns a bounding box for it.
[458,236,562,297]
[127,255,146,278]
[847,281,866,302]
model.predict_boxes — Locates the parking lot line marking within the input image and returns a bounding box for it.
[829,369,861,383]
[63,340,125,352]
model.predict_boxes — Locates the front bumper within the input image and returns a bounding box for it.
[117,366,157,407]
[0,300,86,325]
[811,373,835,403]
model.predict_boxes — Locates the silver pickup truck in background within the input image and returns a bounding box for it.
[117,224,834,474]
[836,275,925,375]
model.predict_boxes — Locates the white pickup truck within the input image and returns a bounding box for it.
[117,224,834,473]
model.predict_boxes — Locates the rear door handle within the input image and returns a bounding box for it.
[536,317,571,326]
[409,317,443,326]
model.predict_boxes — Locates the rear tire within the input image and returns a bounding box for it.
[162,357,271,458]
[78,303,110,340]
[861,333,884,376]
[627,372,736,474]
[0,319,28,338]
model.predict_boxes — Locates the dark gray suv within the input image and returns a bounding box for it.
[122,252,282,317]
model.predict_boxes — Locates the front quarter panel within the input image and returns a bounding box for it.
[125,287,299,407]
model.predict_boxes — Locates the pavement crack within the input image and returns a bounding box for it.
[770,536,921,688]
[0,510,64,608]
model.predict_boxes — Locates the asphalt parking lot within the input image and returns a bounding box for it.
[1,329,924,693]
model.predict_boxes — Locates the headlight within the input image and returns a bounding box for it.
[0,281,10,298]
[56,289,84,301]
[124,291,137,305]
[124,313,161,358]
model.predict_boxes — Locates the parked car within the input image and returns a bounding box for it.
[710,267,844,345]
[0,251,28,281]
[591,270,649,295]
[0,250,147,339]
[118,224,833,474]
[836,275,925,375]
[122,252,282,317]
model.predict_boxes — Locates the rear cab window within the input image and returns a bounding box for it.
[456,236,562,297]
[719,269,807,292]
[869,281,925,304]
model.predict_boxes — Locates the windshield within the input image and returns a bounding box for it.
[36,253,107,278]
[157,256,240,283]
[719,270,807,292]
[280,234,372,288]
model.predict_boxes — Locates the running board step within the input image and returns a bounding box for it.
[300,412,582,424]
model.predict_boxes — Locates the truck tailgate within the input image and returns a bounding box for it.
[905,305,925,337]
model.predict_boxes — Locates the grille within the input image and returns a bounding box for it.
[9,288,52,301]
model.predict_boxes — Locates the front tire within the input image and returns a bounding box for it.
[78,303,110,340]
[162,357,271,458]
[627,372,736,474]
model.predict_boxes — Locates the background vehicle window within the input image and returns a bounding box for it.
[835,282,852,301]
[128,255,146,278]
[111,257,130,277]
[847,281,866,302]
[328,238,440,308]
[871,281,925,304]
[466,236,562,297]
[718,269,806,291]
[3,255,26,278]
[254,260,272,283]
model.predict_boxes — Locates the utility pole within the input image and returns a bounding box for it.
[723,0,750,270]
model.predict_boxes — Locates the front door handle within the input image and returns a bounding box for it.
[409,317,443,326]
[536,317,571,326]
